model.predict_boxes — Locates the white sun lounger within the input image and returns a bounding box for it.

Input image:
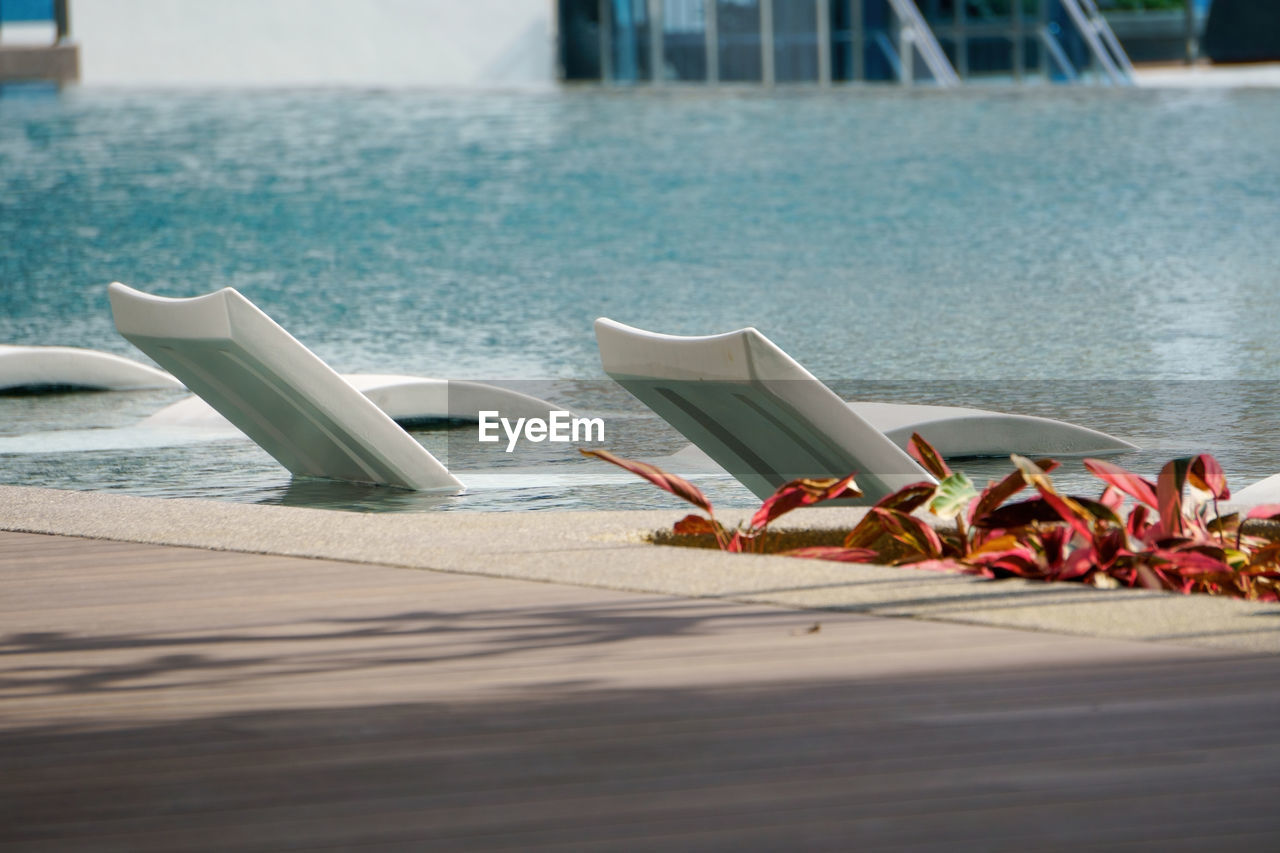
[1228,475,1280,507]
[595,318,1136,502]
[108,282,462,492]
[0,344,181,392]
[142,374,561,429]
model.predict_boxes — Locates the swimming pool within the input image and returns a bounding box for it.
[2,86,1278,511]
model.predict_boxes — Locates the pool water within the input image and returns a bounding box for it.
[2,87,1278,511]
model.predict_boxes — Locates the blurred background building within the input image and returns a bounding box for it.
[560,0,1225,86]
[1,0,553,88]
[1,0,1273,89]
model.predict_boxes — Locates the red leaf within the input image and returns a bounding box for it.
[673,514,719,536]
[871,507,944,561]
[1150,548,1232,576]
[905,558,970,574]
[1074,496,1123,527]
[748,473,861,531]
[581,449,714,515]
[1058,547,1096,581]
[965,542,1043,578]
[1099,485,1124,514]
[973,497,1061,529]
[841,482,938,550]
[907,432,951,479]
[968,459,1059,524]
[1092,527,1129,570]
[1083,458,1159,508]
[1188,454,1230,501]
[784,546,879,563]
[1038,524,1073,567]
[1041,491,1096,541]
[1133,562,1165,591]
[873,482,938,515]
[1127,504,1151,539]
[1012,458,1097,542]
[1157,458,1191,538]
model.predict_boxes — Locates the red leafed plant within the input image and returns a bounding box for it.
[580,448,868,556]
[584,435,1280,602]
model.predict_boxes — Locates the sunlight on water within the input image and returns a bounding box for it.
[2,88,1278,510]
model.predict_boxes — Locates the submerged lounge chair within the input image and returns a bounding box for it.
[0,344,181,392]
[143,374,561,429]
[595,319,1136,503]
[109,282,462,492]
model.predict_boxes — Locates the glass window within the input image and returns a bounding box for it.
[717,0,763,82]
[559,0,603,81]
[613,0,654,82]
[773,0,819,83]
[663,0,708,81]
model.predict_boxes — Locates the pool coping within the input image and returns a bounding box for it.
[3,483,1278,654]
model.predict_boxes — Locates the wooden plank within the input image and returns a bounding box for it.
[3,530,1280,850]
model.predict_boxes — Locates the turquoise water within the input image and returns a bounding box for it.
[2,87,1279,510]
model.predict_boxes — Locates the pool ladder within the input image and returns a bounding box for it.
[888,0,1134,87]
[1055,0,1136,85]
[886,0,961,87]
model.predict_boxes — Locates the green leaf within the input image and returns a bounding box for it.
[930,472,977,520]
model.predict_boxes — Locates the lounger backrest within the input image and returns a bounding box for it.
[595,318,933,503]
[109,282,461,492]
[0,344,181,392]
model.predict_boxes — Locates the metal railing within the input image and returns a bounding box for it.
[1060,0,1135,85]
[580,0,1131,88]
[886,0,960,86]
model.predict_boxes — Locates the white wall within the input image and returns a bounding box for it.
[70,0,555,88]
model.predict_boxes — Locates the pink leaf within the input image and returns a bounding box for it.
[1188,454,1230,501]
[748,473,861,531]
[783,546,879,563]
[907,432,951,479]
[1127,504,1151,539]
[965,545,1043,578]
[1030,482,1095,542]
[1157,458,1191,538]
[1083,458,1158,508]
[873,482,938,515]
[968,458,1059,524]
[1246,504,1280,521]
[905,558,970,574]
[1058,547,1096,581]
[870,507,944,561]
[1150,548,1232,576]
[1099,485,1124,514]
[581,449,714,515]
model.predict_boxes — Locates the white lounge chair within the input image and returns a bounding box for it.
[108,282,462,492]
[142,374,561,429]
[1228,475,1280,507]
[0,344,181,392]
[594,318,1136,503]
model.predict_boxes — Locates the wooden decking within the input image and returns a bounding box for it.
[4,529,1280,850]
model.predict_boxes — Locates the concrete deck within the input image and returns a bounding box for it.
[3,485,1280,848]
[1134,60,1280,87]
[3,485,1278,653]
